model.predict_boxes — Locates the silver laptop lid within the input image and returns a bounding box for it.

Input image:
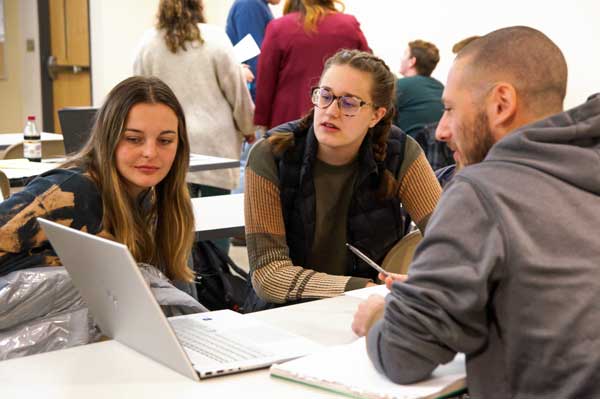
[38,218,199,381]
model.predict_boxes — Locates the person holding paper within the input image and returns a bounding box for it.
[352,26,600,398]
[133,0,255,203]
[226,0,280,101]
[253,0,370,130]
[243,49,441,311]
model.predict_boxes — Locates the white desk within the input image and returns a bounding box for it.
[0,295,363,398]
[0,159,58,181]
[1,154,240,186]
[193,193,244,240]
[0,132,63,151]
[189,154,240,172]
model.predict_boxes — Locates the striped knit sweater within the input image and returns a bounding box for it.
[245,135,441,304]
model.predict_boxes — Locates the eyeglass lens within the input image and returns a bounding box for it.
[312,88,361,115]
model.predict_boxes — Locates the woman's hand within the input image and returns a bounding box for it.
[241,64,254,83]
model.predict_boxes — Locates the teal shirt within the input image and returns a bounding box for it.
[393,75,444,137]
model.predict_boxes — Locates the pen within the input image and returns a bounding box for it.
[345,243,389,277]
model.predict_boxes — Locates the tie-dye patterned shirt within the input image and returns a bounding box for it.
[0,168,107,277]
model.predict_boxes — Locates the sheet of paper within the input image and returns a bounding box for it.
[344,284,390,300]
[271,338,466,399]
[232,34,261,63]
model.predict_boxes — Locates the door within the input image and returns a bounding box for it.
[42,0,91,133]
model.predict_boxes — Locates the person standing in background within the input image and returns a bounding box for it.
[254,0,370,130]
[226,0,281,101]
[226,0,280,225]
[134,0,255,253]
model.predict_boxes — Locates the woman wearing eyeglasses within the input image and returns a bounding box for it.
[244,50,442,310]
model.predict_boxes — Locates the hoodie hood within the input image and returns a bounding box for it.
[485,93,600,194]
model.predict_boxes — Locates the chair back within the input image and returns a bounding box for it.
[382,230,423,275]
[58,107,98,154]
[0,169,9,201]
[413,122,454,171]
[0,141,65,160]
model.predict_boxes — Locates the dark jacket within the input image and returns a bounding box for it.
[269,120,407,278]
[0,168,104,277]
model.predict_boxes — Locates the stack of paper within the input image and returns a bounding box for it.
[271,338,466,399]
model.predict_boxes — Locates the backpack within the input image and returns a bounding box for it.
[191,241,249,313]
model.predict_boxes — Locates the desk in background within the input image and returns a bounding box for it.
[193,193,244,240]
[0,295,363,398]
[0,132,63,151]
[1,154,240,187]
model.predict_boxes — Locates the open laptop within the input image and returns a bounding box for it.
[38,218,321,381]
[57,107,98,154]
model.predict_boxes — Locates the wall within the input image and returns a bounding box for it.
[338,0,599,108]
[0,0,42,133]
[0,0,22,132]
[89,0,158,106]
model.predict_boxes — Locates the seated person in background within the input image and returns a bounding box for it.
[0,76,195,284]
[393,39,444,139]
[244,49,442,311]
[352,26,600,397]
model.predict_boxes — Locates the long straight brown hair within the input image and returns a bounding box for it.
[63,76,195,282]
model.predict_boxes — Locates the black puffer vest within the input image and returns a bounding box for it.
[267,120,408,280]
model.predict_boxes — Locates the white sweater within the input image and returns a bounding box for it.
[133,23,255,190]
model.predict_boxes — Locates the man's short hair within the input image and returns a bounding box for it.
[408,40,440,77]
[452,35,480,54]
[456,26,567,113]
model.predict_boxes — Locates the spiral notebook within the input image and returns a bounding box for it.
[270,338,467,399]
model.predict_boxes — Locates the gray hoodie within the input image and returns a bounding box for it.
[367,94,600,398]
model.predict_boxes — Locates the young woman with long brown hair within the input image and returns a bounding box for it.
[245,50,442,310]
[0,76,195,282]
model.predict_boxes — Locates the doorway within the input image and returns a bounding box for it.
[39,0,91,133]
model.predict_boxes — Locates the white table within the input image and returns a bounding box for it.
[0,132,63,151]
[1,154,240,186]
[0,159,59,181]
[189,154,240,172]
[193,193,244,240]
[0,295,364,398]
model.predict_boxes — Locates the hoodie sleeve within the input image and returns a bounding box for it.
[367,175,506,384]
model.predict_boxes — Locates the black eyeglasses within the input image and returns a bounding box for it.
[311,87,372,117]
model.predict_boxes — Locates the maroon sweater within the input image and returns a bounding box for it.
[254,12,370,128]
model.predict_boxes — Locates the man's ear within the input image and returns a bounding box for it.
[408,56,417,69]
[369,107,387,128]
[487,82,517,132]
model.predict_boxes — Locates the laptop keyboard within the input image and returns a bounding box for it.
[170,317,270,364]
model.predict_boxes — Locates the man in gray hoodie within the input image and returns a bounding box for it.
[352,26,600,398]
